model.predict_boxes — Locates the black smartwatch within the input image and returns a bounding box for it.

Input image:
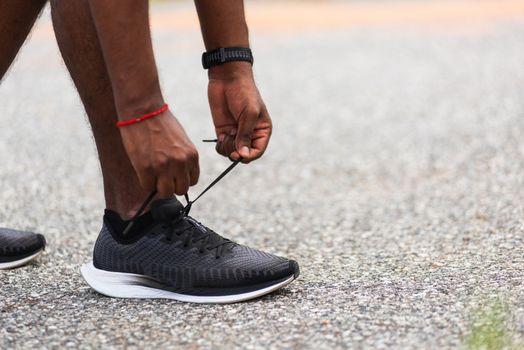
[202,47,253,69]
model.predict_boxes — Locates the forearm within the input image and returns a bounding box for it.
[88,0,164,120]
[194,0,249,50]
[194,0,252,79]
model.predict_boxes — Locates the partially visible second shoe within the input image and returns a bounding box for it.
[0,228,46,269]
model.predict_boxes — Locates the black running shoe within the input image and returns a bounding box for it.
[0,228,46,269]
[81,198,299,303]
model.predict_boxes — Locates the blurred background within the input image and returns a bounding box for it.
[1,0,524,349]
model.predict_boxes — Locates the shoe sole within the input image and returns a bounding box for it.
[0,250,44,270]
[81,262,295,304]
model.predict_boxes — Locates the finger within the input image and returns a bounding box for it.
[222,134,237,155]
[187,148,200,186]
[236,105,260,159]
[215,138,226,156]
[216,134,237,158]
[247,136,269,162]
[229,151,241,161]
[248,107,272,161]
[216,140,228,157]
[189,161,200,186]
[237,130,268,163]
[243,147,262,162]
[236,139,267,163]
[172,160,190,195]
[215,134,226,156]
[157,173,175,198]
[173,169,190,196]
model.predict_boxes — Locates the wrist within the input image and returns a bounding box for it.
[113,73,165,121]
[208,61,253,80]
[115,93,165,122]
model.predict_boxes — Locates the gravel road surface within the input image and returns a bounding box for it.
[1,2,524,349]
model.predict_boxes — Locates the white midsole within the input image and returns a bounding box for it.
[81,262,294,304]
[0,250,43,270]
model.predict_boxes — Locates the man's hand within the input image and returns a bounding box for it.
[119,110,199,197]
[208,62,272,163]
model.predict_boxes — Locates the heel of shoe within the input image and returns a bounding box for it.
[80,262,167,299]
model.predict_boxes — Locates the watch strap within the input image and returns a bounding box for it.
[202,47,253,69]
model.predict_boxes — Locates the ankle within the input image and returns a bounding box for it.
[105,195,149,220]
[102,178,151,220]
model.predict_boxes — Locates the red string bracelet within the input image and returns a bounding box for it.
[116,103,169,127]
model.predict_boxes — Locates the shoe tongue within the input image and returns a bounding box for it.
[150,197,185,223]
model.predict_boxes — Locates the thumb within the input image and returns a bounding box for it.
[236,106,259,159]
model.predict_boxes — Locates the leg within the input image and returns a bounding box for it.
[56,0,299,304]
[86,0,199,198]
[50,0,148,218]
[0,0,47,79]
[0,1,48,269]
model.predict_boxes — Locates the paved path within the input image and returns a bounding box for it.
[1,2,524,349]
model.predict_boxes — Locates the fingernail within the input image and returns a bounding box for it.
[230,129,237,136]
[218,134,225,142]
[241,146,250,157]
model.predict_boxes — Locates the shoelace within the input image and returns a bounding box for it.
[123,139,242,249]
[164,155,242,258]
[162,217,233,258]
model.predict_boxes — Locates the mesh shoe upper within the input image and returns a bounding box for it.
[93,199,298,295]
[0,228,46,261]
